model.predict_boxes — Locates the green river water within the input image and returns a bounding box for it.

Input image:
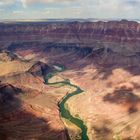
[45,64,89,140]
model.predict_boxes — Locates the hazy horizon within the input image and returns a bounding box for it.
[1,18,140,23]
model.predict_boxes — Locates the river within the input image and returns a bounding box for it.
[45,64,89,140]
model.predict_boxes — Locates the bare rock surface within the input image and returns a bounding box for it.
[0,20,140,140]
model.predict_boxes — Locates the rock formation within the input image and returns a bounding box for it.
[0,20,140,140]
[0,52,68,140]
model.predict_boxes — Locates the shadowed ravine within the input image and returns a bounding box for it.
[45,64,89,140]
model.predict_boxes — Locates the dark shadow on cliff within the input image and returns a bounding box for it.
[7,42,140,80]
[0,83,69,140]
[103,86,140,114]
[0,83,22,113]
[41,44,140,80]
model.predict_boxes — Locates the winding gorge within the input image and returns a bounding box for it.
[45,64,89,140]
[0,20,140,140]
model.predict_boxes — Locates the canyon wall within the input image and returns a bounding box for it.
[0,20,140,54]
[0,20,140,140]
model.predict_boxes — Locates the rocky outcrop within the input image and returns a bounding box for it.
[0,52,68,140]
[0,83,22,113]
[0,82,68,140]
[28,61,52,78]
[0,51,17,62]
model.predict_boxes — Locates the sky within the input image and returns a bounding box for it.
[0,0,140,20]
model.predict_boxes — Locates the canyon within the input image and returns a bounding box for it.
[0,20,140,140]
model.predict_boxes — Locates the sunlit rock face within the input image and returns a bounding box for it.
[0,20,140,140]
